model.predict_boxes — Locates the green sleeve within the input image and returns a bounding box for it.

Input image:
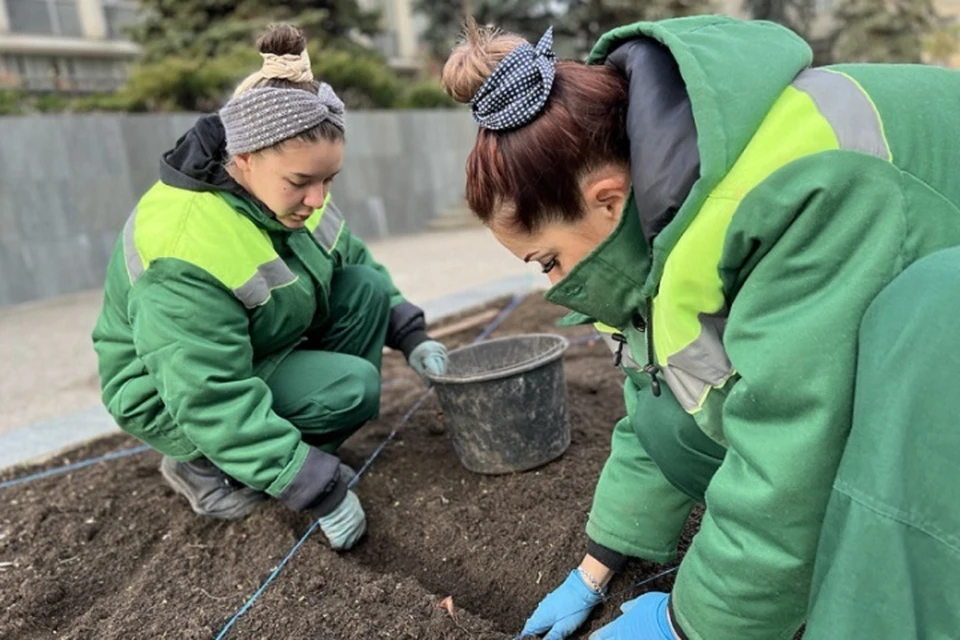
[330,208,405,307]
[128,259,342,509]
[587,377,696,563]
[671,153,908,640]
[327,199,430,355]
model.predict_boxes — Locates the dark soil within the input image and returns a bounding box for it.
[0,294,700,640]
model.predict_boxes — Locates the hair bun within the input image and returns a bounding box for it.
[257,23,307,57]
[441,19,527,103]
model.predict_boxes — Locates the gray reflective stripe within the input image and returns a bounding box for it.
[659,71,889,412]
[662,313,735,412]
[123,207,295,308]
[792,68,891,160]
[313,200,345,251]
[123,208,144,283]
[232,258,297,309]
[599,332,641,370]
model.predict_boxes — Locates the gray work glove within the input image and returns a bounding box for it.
[317,489,366,551]
[407,339,448,382]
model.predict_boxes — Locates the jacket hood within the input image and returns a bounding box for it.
[588,16,813,295]
[159,114,287,231]
[160,114,237,193]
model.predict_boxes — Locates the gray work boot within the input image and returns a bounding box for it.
[160,456,267,520]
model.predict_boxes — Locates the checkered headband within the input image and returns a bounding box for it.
[470,27,557,131]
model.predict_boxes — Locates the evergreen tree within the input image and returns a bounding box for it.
[417,0,716,62]
[129,0,381,63]
[742,0,817,41]
[556,0,714,58]
[414,0,555,60]
[831,0,937,62]
[118,0,401,111]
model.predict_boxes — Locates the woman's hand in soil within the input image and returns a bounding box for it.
[407,340,448,382]
[316,490,367,551]
[520,569,604,639]
[588,592,677,640]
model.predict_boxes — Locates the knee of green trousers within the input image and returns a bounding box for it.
[631,382,727,503]
[267,350,382,450]
[330,265,391,310]
[321,359,381,427]
[307,265,392,367]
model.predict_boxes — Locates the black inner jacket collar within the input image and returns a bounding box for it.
[160,114,239,194]
[605,38,700,246]
[158,114,287,231]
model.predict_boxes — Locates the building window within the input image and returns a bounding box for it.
[17,54,60,90]
[103,0,140,40]
[0,53,128,92]
[7,0,83,37]
[70,56,129,91]
[0,54,21,89]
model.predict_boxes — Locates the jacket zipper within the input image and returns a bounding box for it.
[641,298,662,397]
[611,333,628,367]
[610,298,662,397]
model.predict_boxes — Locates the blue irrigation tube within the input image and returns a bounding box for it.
[215,289,531,639]
[349,288,529,488]
[213,518,323,640]
[474,291,527,343]
[1,376,408,492]
[0,295,579,495]
[0,445,151,490]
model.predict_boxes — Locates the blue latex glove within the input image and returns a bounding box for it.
[520,569,604,640]
[408,340,448,382]
[589,592,675,640]
[317,490,366,551]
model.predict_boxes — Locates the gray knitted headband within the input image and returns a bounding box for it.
[220,82,346,155]
[470,27,556,131]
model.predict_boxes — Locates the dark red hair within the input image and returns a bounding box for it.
[465,62,630,233]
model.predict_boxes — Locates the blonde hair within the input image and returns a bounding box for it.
[224,23,345,148]
[441,18,527,103]
[234,24,317,98]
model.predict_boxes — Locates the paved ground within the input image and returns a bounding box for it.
[0,227,543,437]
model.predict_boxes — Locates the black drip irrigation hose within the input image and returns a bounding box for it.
[0,380,403,493]
[215,290,530,638]
[0,319,594,493]
[347,291,530,489]
[1,380,428,491]
[2,291,610,637]
[0,445,152,490]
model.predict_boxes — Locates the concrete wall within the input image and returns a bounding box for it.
[0,110,477,306]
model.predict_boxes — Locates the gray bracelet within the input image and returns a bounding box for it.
[577,567,606,595]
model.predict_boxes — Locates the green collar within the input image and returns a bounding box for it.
[219,191,300,236]
[587,17,812,293]
[544,193,650,330]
